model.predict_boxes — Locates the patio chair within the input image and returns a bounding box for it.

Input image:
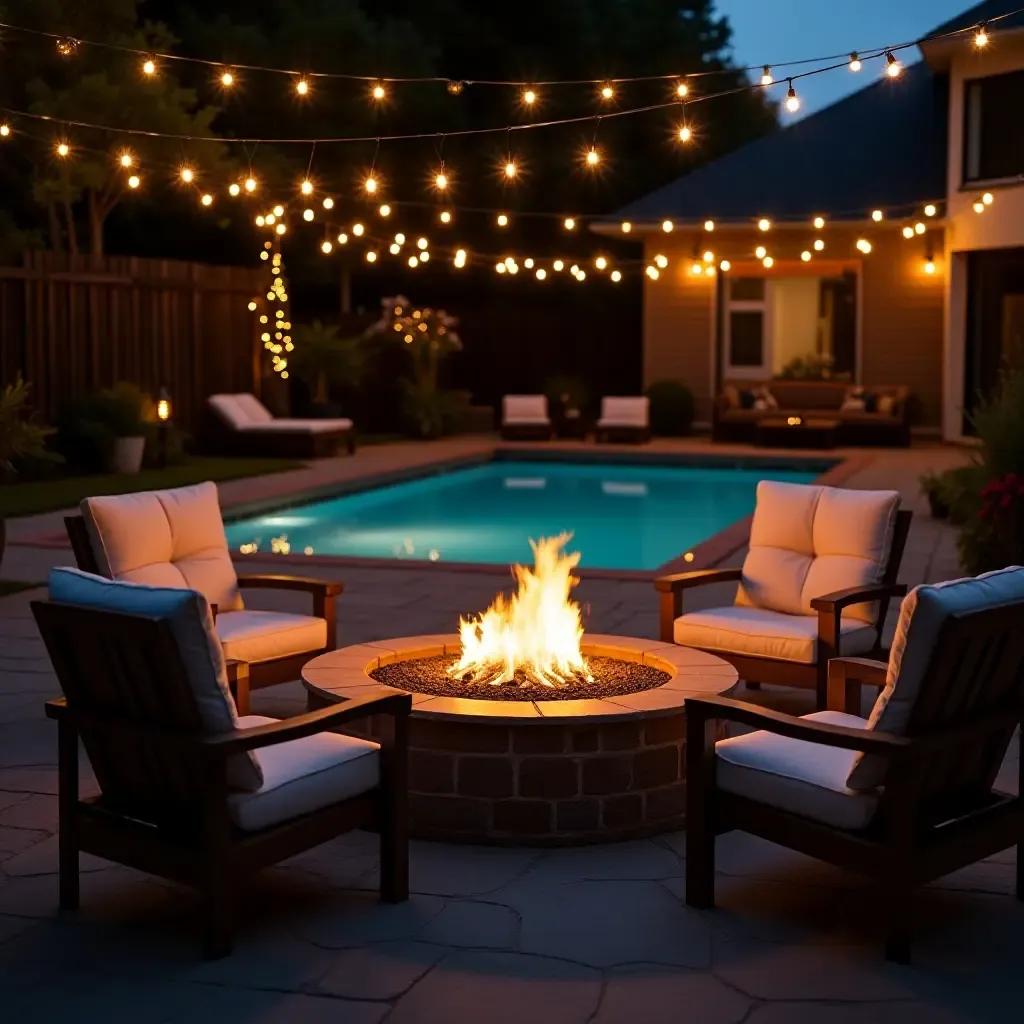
[33,567,410,959]
[656,482,911,709]
[684,566,1024,963]
[595,396,651,443]
[206,393,356,458]
[501,394,554,441]
[64,481,341,713]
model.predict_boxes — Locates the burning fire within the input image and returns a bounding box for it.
[449,534,592,688]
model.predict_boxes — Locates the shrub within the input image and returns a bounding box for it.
[0,377,60,478]
[777,352,836,380]
[544,376,591,419]
[645,379,695,436]
[57,381,150,473]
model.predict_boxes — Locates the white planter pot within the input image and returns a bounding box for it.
[110,436,146,475]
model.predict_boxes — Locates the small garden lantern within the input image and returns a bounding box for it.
[156,387,172,468]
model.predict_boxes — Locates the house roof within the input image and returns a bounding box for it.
[608,61,948,227]
[930,1,1024,36]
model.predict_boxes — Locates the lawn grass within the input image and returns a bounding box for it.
[0,457,304,519]
[0,580,42,597]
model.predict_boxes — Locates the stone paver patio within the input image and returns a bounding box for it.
[1,438,1020,1021]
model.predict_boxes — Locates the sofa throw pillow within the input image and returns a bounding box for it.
[739,389,757,410]
[877,394,896,416]
[840,397,866,412]
[754,387,778,410]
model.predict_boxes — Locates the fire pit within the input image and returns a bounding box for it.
[302,536,738,844]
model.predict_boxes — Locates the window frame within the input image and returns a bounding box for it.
[723,277,772,379]
[962,69,1024,187]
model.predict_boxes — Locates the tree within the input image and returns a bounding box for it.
[291,320,367,405]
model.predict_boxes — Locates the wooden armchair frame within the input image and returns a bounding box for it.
[684,601,1024,963]
[65,515,342,713]
[656,509,912,709]
[33,599,410,959]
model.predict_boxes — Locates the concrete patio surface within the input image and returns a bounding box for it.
[1,438,1020,1021]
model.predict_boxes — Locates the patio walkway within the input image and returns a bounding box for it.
[1,438,1020,1021]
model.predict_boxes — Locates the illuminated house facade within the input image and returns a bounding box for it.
[604,1,1024,441]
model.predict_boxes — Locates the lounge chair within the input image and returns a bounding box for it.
[501,394,554,441]
[206,393,356,458]
[684,566,1024,963]
[595,396,651,443]
[33,567,410,958]
[64,481,340,713]
[656,482,911,709]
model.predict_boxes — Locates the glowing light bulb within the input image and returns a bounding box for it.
[0,125,9,137]
[655,254,669,269]
[300,180,313,195]
[720,260,731,272]
[785,84,800,113]
[702,250,714,263]
[337,232,348,244]
[763,256,774,268]
[455,249,467,264]
[849,52,862,72]
[524,258,535,268]
[276,223,286,235]
[576,270,585,281]
[646,266,659,280]
[536,268,547,280]
[303,209,314,222]
[856,238,872,253]
[872,209,884,222]
[974,200,985,213]
[611,269,622,282]
[704,220,715,232]
[274,205,285,217]
[248,301,257,311]
[924,204,937,217]
[439,210,451,223]
[564,217,576,230]
[447,80,464,95]
[676,80,689,98]
[353,223,365,236]
[586,148,599,166]
[903,226,915,239]
[408,256,419,268]
[755,245,767,260]
[321,240,333,254]
[983,192,994,205]
[389,243,401,255]
[678,125,692,143]
[221,70,234,87]
[915,222,926,234]
[886,52,901,77]
[120,152,133,168]
[758,218,771,231]
[596,256,608,270]
[691,262,703,275]
[365,250,377,262]
[621,221,632,233]
[801,250,812,262]
[364,176,377,193]
[142,59,156,76]
[180,166,194,183]
[56,141,70,158]
[496,263,506,274]
[975,25,989,48]
[761,66,773,86]
[417,237,428,250]
[372,82,386,100]
[813,216,825,229]
[201,193,213,206]
[505,161,517,178]
[378,204,391,217]
[255,215,265,227]
[924,260,936,274]
[244,177,257,192]
[497,213,509,227]
[296,78,309,95]
[601,83,614,100]
[814,239,825,251]
[662,220,674,233]
[435,172,448,190]
[523,89,537,105]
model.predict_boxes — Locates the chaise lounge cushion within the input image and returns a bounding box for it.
[228,715,380,831]
[673,606,877,664]
[736,481,900,624]
[217,611,328,664]
[502,395,550,425]
[82,482,243,613]
[715,710,879,829]
[847,565,1024,790]
[209,394,353,435]
[597,396,650,428]
[47,568,263,792]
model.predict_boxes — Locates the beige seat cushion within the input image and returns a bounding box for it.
[228,715,379,831]
[246,418,352,433]
[674,606,876,664]
[503,395,550,424]
[598,396,649,428]
[82,482,243,613]
[716,710,879,830]
[208,394,253,429]
[847,565,1024,791]
[216,611,328,664]
[736,481,900,625]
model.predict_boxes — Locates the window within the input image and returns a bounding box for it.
[724,277,769,377]
[964,70,1024,183]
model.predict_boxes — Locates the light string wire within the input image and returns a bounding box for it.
[0,8,1018,145]
[0,8,1018,86]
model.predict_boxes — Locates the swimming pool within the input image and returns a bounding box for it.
[226,457,821,571]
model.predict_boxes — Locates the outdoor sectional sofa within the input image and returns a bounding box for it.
[713,380,911,447]
[206,393,356,458]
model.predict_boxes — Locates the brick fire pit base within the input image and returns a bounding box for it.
[302,635,738,845]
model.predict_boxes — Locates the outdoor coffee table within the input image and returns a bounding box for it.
[302,635,737,845]
[754,416,839,449]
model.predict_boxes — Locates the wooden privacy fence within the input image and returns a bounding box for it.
[0,251,275,431]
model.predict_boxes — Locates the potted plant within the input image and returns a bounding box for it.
[0,377,60,567]
[291,321,366,417]
[100,382,149,474]
[919,470,949,519]
[645,379,696,436]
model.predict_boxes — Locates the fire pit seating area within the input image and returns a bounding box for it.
[657,482,911,709]
[33,567,410,960]
[713,380,912,446]
[206,392,356,457]
[63,481,342,713]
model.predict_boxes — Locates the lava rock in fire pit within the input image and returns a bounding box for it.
[370,654,670,702]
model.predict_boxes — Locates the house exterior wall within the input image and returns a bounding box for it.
[642,223,945,427]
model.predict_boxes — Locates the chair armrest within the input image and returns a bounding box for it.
[810,582,907,613]
[655,568,742,642]
[827,657,887,715]
[684,692,912,756]
[225,659,251,715]
[203,687,411,757]
[237,574,344,598]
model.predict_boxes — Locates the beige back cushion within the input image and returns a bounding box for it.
[601,396,649,426]
[82,481,243,613]
[736,481,900,624]
[234,393,274,424]
[503,395,549,422]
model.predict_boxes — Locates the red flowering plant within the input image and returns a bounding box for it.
[977,473,1024,561]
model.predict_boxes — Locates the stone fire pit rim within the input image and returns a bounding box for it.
[301,633,739,725]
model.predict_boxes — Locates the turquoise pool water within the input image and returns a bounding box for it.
[225,459,819,571]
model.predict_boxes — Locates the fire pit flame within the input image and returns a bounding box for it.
[448,533,592,687]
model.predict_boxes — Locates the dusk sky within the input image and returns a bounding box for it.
[718,0,978,116]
